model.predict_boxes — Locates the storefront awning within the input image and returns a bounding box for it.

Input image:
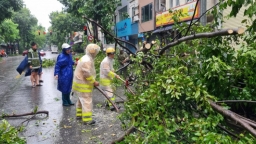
[152,25,173,34]
[152,27,165,34]
[164,25,173,31]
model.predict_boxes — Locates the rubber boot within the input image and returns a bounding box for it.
[62,93,70,106]
[66,92,74,105]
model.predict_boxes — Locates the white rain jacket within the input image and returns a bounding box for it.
[73,44,100,93]
[100,56,116,87]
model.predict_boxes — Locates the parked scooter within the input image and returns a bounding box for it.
[0,51,7,57]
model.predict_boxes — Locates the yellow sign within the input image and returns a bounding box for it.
[156,1,200,27]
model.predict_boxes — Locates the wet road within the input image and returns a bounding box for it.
[0,52,126,144]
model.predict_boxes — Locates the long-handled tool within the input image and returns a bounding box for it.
[103,89,126,101]
[115,62,131,73]
[117,77,135,96]
[95,86,120,112]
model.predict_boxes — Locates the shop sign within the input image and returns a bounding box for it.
[156,1,200,27]
[116,18,132,37]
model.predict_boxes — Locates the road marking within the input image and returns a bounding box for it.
[15,72,24,79]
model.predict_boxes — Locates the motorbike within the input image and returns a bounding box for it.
[0,52,8,57]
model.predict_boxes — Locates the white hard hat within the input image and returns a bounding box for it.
[62,43,70,49]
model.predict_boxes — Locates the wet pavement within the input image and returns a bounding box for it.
[0,52,127,144]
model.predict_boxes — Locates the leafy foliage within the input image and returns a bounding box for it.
[42,59,55,68]
[0,19,19,43]
[118,1,256,143]
[12,8,41,50]
[0,0,23,24]
[58,0,121,43]
[49,11,86,51]
[0,120,26,144]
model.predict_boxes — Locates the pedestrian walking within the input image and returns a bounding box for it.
[27,42,42,88]
[54,43,76,106]
[100,47,120,110]
[38,64,43,83]
[72,44,100,125]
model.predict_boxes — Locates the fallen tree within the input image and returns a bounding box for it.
[159,28,245,55]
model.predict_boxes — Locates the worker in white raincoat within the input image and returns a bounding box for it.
[72,44,100,125]
[100,47,120,109]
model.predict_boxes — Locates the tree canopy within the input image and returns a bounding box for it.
[0,0,23,24]
[49,11,85,51]
[12,8,44,49]
[0,19,19,43]
[58,0,121,43]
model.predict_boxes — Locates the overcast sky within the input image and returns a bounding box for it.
[23,0,64,31]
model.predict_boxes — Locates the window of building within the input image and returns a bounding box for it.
[141,3,153,22]
[176,0,180,6]
[132,7,136,17]
[119,6,128,22]
[132,7,136,22]
[186,0,192,3]
[170,0,173,8]
[155,0,159,12]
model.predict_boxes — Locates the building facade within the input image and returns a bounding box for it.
[112,0,247,53]
[115,0,139,54]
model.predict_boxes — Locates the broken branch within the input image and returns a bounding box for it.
[216,100,256,103]
[95,86,119,112]
[1,110,49,118]
[82,16,137,55]
[111,117,135,144]
[159,28,245,55]
[208,99,256,137]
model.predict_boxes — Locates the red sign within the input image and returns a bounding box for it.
[88,35,94,42]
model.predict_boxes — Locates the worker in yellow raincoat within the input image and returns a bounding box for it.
[100,47,120,110]
[72,44,100,125]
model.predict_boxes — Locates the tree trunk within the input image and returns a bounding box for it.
[138,41,156,54]
[159,28,245,55]
[209,99,256,137]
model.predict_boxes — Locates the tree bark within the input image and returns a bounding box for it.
[1,110,49,118]
[208,99,256,137]
[138,41,157,54]
[159,28,245,55]
[111,117,135,144]
[216,100,256,103]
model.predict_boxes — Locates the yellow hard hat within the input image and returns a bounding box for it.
[106,47,115,54]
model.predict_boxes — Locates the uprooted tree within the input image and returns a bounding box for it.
[61,0,256,143]
[112,0,256,143]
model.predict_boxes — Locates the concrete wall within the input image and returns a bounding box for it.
[222,6,248,29]
[139,0,154,33]
[116,0,129,22]
[206,0,248,29]
[166,0,187,10]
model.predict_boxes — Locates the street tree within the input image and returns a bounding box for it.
[58,0,121,43]
[0,0,23,24]
[0,19,19,43]
[49,11,85,51]
[0,19,19,54]
[107,1,256,143]
[12,8,38,50]
[33,25,46,49]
